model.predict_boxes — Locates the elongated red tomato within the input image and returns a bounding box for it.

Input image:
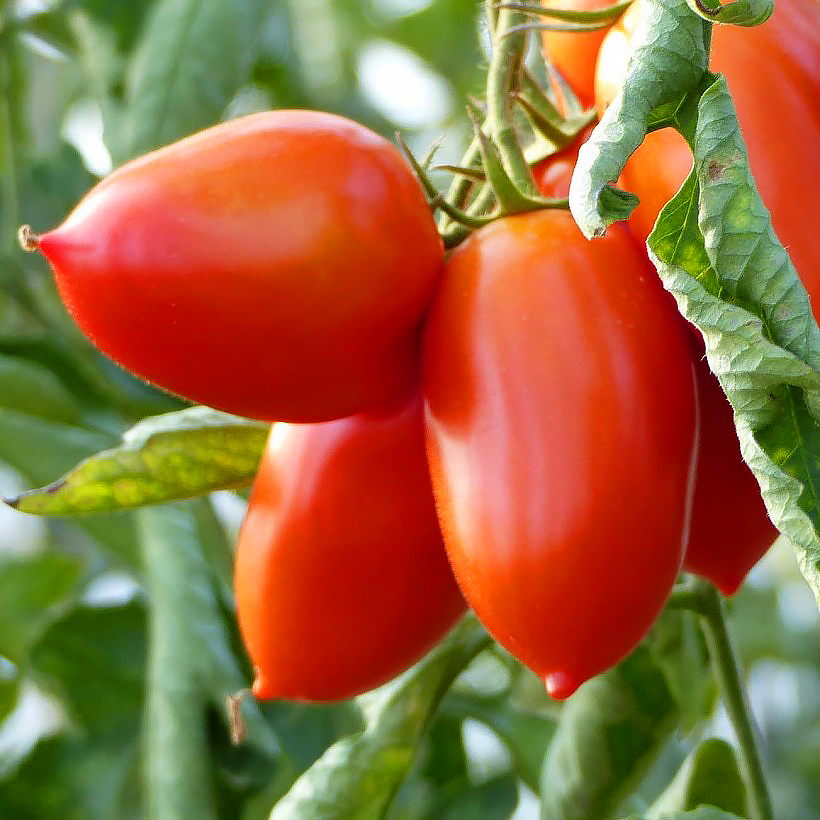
[423,211,698,699]
[686,349,778,594]
[29,110,443,423]
[234,395,465,702]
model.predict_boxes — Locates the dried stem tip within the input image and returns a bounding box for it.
[18,225,40,253]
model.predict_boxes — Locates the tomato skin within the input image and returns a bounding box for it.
[540,0,615,109]
[532,126,594,198]
[595,0,820,301]
[685,350,778,595]
[234,394,465,702]
[36,110,443,423]
[422,210,698,699]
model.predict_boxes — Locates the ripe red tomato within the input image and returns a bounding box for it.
[686,344,778,594]
[594,0,816,591]
[234,394,465,702]
[595,0,820,301]
[30,110,443,423]
[532,126,594,198]
[539,0,616,110]
[423,210,698,699]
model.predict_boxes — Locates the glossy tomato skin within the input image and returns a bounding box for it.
[234,394,465,702]
[36,110,443,423]
[532,126,594,198]
[595,0,820,301]
[423,211,698,699]
[540,0,616,110]
[685,347,778,595]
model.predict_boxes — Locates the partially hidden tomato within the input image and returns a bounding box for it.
[594,0,815,590]
[539,0,618,110]
[686,340,778,595]
[29,110,443,423]
[595,0,820,302]
[422,210,698,699]
[532,126,594,198]
[234,394,465,702]
[535,142,778,595]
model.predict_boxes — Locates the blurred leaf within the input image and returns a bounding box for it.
[139,503,281,820]
[66,0,155,54]
[0,551,84,663]
[433,773,519,819]
[648,738,747,817]
[30,600,146,736]
[623,808,745,820]
[0,732,141,820]
[270,617,491,819]
[9,407,268,515]
[122,0,266,159]
[0,659,18,724]
[540,645,679,820]
[442,690,554,792]
[648,78,820,604]
[18,11,76,57]
[0,353,81,423]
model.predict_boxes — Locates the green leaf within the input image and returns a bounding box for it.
[648,738,747,817]
[0,551,84,663]
[569,0,709,237]
[0,353,81,423]
[139,503,281,820]
[122,0,266,158]
[8,407,268,515]
[623,808,745,819]
[0,732,141,820]
[270,617,491,820]
[648,76,820,604]
[0,659,18,724]
[540,645,679,820]
[30,601,146,736]
[684,0,773,26]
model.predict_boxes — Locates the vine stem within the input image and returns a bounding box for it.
[669,580,774,820]
[485,0,537,197]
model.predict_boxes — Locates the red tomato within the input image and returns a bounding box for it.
[234,394,465,702]
[595,0,820,302]
[423,210,698,699]
[532,126,594,198]
[31,110,443,423]
[686,345,778,594]
[594,0,816,591]
[540,0,616,110]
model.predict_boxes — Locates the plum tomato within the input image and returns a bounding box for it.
[28,110,444,422]
[422,210,698,699]
[234,394,465,702]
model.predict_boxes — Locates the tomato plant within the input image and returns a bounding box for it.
[422,210,698,700]
[24,110,443,423]
[234,394,465,702]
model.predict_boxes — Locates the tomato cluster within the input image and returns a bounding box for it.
[27,0,815,702]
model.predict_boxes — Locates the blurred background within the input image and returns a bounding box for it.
[0,1,817,817]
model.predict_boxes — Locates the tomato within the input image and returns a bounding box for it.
[594,0,816,590]
[540,0,617,110]
[595,0,820,301]
[422,210,698,699]
[532,126,594,198]
[685,345,778,595]
[234,394,465,702]
[30,110,443,423]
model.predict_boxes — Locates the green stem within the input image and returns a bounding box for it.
[485,0,537,197]
[668,580,774,820]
